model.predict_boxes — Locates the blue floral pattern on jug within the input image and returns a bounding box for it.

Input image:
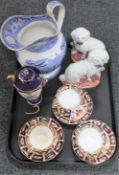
[17,35,66,74]
[1,15,57,51]
[27,36,58,53]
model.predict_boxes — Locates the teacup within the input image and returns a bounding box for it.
[72,119,116,165]
[52,84,93,125]
[18,117,64,162]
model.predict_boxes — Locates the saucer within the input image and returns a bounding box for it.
[52,84,93,125]
[72,120,116,165]
[18,117,64,162]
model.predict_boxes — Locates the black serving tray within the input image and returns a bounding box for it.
[7,47,117,166]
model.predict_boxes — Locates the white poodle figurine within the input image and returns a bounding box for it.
[59,49,109,87]
[88,49,109,67]
[71,27,106,55]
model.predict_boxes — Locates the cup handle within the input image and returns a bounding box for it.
[6,75,15,86]
[46,1,65,32]
[25,105,40,115]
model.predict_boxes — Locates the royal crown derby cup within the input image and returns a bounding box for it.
[7,66,47,114]
[1,1,66,80]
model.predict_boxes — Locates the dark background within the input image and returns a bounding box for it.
[0,0,119,174]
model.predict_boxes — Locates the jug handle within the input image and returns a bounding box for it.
[46,1,65,33]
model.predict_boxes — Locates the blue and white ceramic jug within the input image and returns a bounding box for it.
[1,1,66,80]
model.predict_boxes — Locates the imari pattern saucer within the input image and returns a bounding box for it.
[52,84,93,125]
[72,120,116,165]
[18,117,64,162]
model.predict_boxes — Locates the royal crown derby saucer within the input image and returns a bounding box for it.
[18,117,64,162]
[52,84,93,125]
[72,120,116,165]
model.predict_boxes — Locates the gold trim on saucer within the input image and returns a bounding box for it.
[72,120,116,165]
[52,84,93,125]
[18,117,64,162]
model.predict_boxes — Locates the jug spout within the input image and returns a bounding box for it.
[0,15,58,52]
[0,1,65,52]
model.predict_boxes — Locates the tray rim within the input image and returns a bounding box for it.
[6,65,118,167]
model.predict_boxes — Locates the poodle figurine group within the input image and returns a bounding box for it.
[59,27,109,88]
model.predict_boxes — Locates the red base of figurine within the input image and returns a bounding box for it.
[71,48,88,62]
[63,75,100,88]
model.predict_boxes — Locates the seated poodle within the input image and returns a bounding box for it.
[70,27,106,61]
[71,27,106,53]
[59,49,109,88]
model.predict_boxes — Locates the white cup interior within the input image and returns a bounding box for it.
[77,127,103,153]
[58,89,81,109]
[28,125,54,150]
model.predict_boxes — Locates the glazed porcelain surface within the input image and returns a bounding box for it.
[52,84,93,125]
[7,66,45,106]
[59,49,109,88]
[71,27,106,54]
[72,120,116,165]
[18,117,64,162]
[67,27,110,88]
[1,1,66,80]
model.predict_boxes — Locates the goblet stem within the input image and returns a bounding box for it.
[25,94,42,115]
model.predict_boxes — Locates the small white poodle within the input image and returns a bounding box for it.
[59,49,109,83]
[71,27,106,54]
